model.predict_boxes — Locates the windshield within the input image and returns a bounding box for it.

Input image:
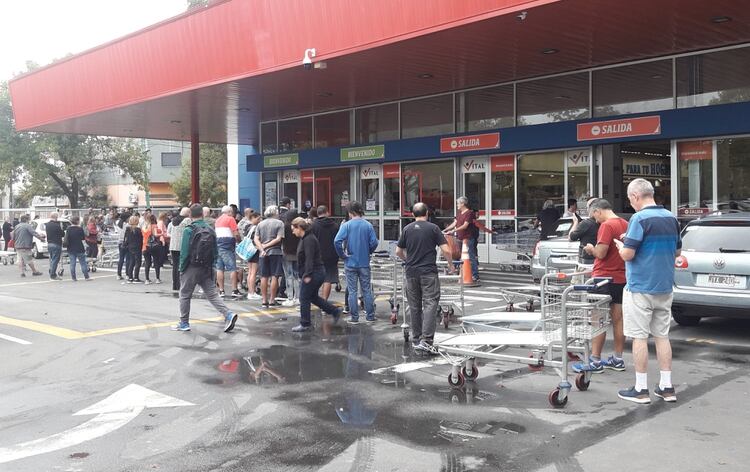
[681,223,750,252]
[552,219,573,238]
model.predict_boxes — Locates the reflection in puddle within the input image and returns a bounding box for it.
[438,420,526,441]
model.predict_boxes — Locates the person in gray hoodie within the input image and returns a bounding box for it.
[311,205,340,300]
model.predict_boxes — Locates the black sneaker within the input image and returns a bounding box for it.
[414,340,438,355]
[268,301,281,307]
[232,290,241,298]
[342,306,350,314]
[219,290,225,297]
[654,385,677,402]
[618,386,651,404]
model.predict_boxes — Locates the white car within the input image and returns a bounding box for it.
[29,218,71,258]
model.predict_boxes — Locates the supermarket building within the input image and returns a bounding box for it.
[9,0,750,262]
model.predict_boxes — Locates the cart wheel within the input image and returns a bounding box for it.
[448,389,467,404]
[58,269,64,276]
[92,266,97,273]
[335,282,342,292]
[575,373,590,391]
[461,365,479,380]
[443,313,450,329]
[548,388,568,408]
[527,301,534,312]
[2,259,6,265]
[448,372,465,388]
[403,329,410,342]
[529,353,543,372]
[390,311,398,324]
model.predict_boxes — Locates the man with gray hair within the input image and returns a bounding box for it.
[215,205,242,298]
[168,207,192,291]
[443,196,479,282]
[615,178,681,404]
[45,212,65,280]
[254,205,285,307]
[12,214,44,277]
[397,202,454,353]
[203,207,215,228]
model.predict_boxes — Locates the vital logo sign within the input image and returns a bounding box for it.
[462,159,486,172]
[440,133,500,153]
[577,116,661,141]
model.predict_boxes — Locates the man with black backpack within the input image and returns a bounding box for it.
[172,204,238,333]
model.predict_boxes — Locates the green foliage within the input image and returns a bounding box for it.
[186,0,209,10]
[1,80,150,208]
[171,143,227,207]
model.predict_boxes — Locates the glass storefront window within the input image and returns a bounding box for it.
[401,160,455,227]
[517,73,589,126]
[315,168,351,219]
[566,149,592,209]
[278,117,312,151]
[457,85,514,132]
[717,137,750,211]
[517,152,564,218]
[362,178,379,216]
[677,47,750,108]
[383,165,400,217]
[261,122,277,154]
[314,111,351,148]
[262,172,278,209]
[593,60,673,117]
[301,174,314,214]
[491,156,515,216]
[383,219,400,241]
[678,140,713,220]
[355,104,399,144]
[401,94,454,139]
[463,172,485,213]
[620,141,671,211]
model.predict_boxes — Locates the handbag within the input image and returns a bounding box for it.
[236,233,257,262]
[147,234,162,250]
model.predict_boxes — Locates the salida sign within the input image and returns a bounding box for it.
[577,116,661,141]
[440,133,500,153]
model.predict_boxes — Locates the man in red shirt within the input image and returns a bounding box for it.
[443,196,479,282]
[573,198,629,374]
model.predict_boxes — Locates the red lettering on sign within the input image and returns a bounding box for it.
[440,133,500,153]
[577,116,661,141]
[491,209,516,216]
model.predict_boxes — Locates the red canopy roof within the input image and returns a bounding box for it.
[9,0,750,144]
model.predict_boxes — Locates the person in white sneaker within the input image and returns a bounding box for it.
[244,211,262,300]
[616,179,681,404]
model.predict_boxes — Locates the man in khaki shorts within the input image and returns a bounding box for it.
[615,179,681,404]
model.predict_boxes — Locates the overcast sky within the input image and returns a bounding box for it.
[1,0,188,81]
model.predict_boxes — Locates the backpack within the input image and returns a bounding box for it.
[189,223,216,268]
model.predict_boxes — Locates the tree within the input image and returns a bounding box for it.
[0,81,36,205]
[187,0,209,10]
[171,143,227,207]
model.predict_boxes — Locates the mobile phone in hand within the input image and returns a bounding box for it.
[613,239,624,249]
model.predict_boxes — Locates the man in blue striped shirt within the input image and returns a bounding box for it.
[615,178,681,404]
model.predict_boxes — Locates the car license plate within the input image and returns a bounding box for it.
[696,273,747,289]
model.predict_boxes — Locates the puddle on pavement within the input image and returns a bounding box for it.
[438,420,525,441]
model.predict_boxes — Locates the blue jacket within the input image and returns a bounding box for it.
[334,218,378,268]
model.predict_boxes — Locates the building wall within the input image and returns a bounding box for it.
[238,144,260,212]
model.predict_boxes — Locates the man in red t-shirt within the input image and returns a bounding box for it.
[573,198,629,374]
[442,197,479,281]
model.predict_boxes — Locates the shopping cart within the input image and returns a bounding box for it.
[368,248,403,324]
[435,271,612,408]
[494,229,541,272]
[98,231,121,268]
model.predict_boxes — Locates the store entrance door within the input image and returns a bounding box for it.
[461,157,489,264]
[360,164,385,249]
[281,170,300,211]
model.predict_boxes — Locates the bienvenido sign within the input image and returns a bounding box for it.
[440,132,500,153]
[341,145,385,162]
[577,116,661,141]
[264,153,299,168]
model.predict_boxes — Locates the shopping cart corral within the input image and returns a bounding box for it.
[98,231,121,268]
[435,272,612,408]
[369,250,403,324]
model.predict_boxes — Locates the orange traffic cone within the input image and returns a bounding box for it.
[461,239,479,287]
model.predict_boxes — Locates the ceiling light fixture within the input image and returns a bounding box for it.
[317,92,333,97]
[554,95,571,100]
[711,16,731,23]
[418,73,434,79]
[170,120,182,124]
[541,48,559,55]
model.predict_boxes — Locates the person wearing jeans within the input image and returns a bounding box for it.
[334,201,379,324]
[290,217,341,332]
[45,212,65,280]
[396,202,454,353]
[442,196,479,282]
[64,216,90,281]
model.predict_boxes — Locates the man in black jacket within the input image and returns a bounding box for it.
[311,205,339,300]
[2,217,11,251]
[45,212,65,280]
[64,216,90,281]
[279,196,300,306]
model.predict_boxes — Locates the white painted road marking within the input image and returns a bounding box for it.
[0,332,31,345]
[0,384,193,464]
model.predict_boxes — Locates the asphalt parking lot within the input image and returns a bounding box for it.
[1,259,749,472]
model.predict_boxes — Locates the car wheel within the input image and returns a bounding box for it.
[673,311,701,326]
[32,244,41,259]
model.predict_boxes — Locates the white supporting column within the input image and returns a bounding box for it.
[227,143,239,205]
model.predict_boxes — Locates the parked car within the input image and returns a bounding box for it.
[29,218,71,258]
[530,218,578,282]
[672,213,750,326]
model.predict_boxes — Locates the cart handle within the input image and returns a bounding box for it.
[572,277,612,291]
